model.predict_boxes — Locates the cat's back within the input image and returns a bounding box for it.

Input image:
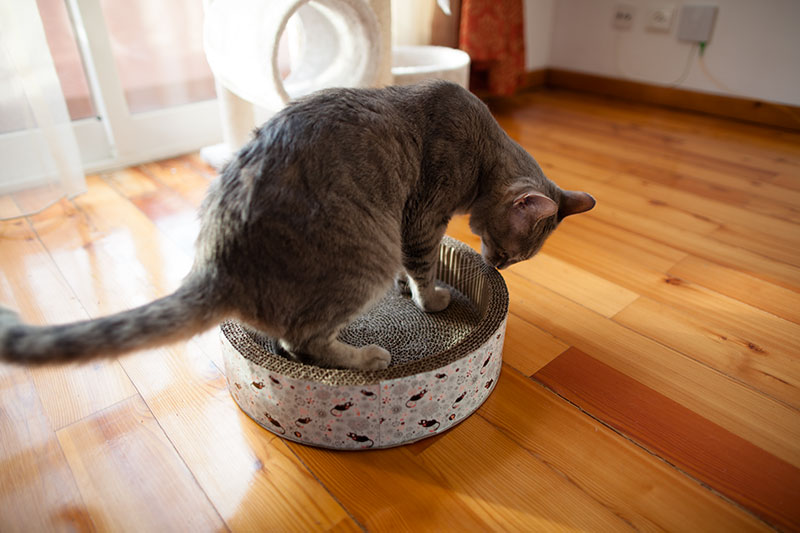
[193,81,494,297]
[258,80,488,158]
[203,81,491,233]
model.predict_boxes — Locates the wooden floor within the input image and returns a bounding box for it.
[2,90,799,532]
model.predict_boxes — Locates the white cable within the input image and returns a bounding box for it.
[614,31,697,87]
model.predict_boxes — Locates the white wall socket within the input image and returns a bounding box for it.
[613,4,635,29]
[646,5,675,32]
[677,5,718,42]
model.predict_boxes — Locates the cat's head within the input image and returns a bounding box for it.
[470,183,595,270]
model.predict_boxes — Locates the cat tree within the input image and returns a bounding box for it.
[202,0,469,167]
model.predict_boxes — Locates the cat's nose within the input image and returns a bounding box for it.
[495,256,520,270]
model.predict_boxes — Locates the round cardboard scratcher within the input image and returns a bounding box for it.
[220,236,509,449]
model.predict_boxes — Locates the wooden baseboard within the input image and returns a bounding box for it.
[521,68,548,92]
[517,67,800,131]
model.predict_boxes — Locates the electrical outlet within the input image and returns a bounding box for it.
[613,4,635,29]
[677,5,718,42]
[646,5,675,31]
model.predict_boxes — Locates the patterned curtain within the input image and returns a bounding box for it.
[458,0,524,96]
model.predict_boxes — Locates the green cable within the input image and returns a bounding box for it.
[699,41,707,56]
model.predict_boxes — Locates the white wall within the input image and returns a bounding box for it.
[541,0,800,106]
[523,0,554,70]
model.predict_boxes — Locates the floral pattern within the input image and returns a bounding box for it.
[223,318,506,450]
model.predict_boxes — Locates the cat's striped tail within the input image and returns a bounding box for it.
[0,274,224,364]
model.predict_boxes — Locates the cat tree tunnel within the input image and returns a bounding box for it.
[221,237,508,449]
[202,0,469,164]
[204,0,389,112]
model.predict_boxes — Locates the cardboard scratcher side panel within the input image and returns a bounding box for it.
[222,323,504,449]
[220,236,508,449]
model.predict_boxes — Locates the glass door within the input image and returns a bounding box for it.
[1,0,222,186]
[71,0,222,172]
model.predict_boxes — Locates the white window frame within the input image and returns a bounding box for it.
[1,0,222,188]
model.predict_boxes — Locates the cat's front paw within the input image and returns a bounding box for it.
[355,344,391,370]
[422,286,451,313]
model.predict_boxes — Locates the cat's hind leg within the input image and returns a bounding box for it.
[283,336,391,370]
[277,281,394,370]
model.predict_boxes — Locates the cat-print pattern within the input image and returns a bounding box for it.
[222,317,506,450]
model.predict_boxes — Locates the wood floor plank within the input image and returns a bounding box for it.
[103,168,200,257]
[511,212,800,411]
[526,107,800,206]
[0,367,94,533]
[527,102,787,177]
[529,116,774,192]
[709,222,800,267]
[518,132,633,179]
[668,255,800,325]
[118,344,358,532]
[614,296,800,410]
[548,162,800,267]
[502,312,569,376]
[534,348,800,531]
[480,365,769,532]
[530,90,800,160]
[553,201,800,293]
[773,172,800,191]
[553,225,800,380]
[522,130,779,222]
[516,113,800,227]
[523,145,618,183]
[56,395,225,532]
[26,179,224,377]
[551,214,686,275]
[182,153,219,178]
[610,173,800,255]
[512,253,639,318]
[503,270,800,468]
[565,215,689,265]
[290,400,633,532]
[446,216,640,318]
[411,410,633,531]
[0,204,138,430]
[289,444,493,530]
[139,158,214,209]
[627,276,800,389]
[27,177,194,316]
[546,169,722,236]
[84,172,226,372]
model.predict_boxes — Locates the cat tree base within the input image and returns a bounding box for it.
[220,236,508,449]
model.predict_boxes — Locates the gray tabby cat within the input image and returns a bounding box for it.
[0,81,594,370]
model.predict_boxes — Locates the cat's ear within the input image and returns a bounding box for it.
[558,190,596,220]
[510,192,558,230]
